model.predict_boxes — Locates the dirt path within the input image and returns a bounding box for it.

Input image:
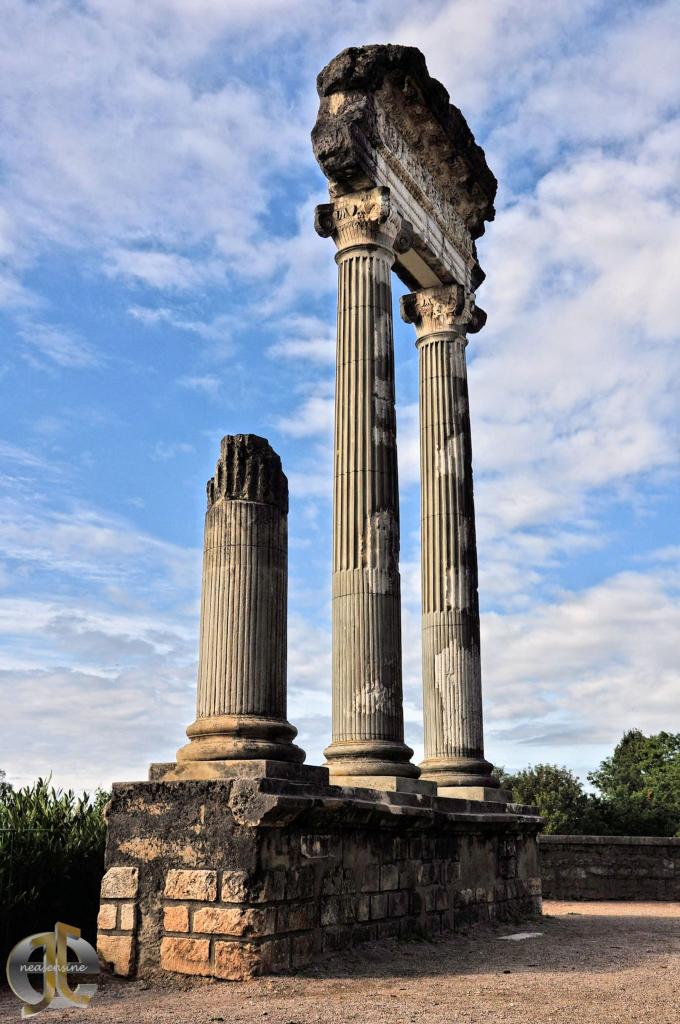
[1,902,678,1024]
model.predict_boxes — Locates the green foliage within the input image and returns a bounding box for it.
[587,729,680,836]
[496,730,680,837]
[0,777,109,964]
[495,763,604,834]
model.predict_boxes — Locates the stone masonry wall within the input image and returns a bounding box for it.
[98,779,541,980]
[540,835,680,900]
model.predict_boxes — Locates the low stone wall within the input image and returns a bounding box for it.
[98,778,542,980]
[539,835,680,900]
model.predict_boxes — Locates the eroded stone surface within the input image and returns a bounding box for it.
[313,44,497,291]
[101,778,541,980]
[176,435,304,767]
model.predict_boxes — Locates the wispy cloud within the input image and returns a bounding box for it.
[178,374,221,396]
[152,441,196,461]
[17,320,100,369]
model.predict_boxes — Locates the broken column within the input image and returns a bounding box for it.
[314,188,420,785]
[401,286,501,799]
[171,434,305,776]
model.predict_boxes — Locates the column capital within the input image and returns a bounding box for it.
[400,284,486,341]
[315,186,413,256]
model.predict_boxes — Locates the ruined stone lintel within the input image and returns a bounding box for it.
[312,45,498,291]
[400,285,500,796]
[316,188,418,782]
[176,434,305,769]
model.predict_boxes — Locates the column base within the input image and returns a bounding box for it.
[323,739,420,780]
[177,715,306,765]
[438,785,511,803]
[419,755,498,789]
[329,774,435,795]
[151,759,327,785]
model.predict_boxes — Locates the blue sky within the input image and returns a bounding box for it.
[0,0,678,791]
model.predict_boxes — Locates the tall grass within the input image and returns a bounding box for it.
[0,778,109,965]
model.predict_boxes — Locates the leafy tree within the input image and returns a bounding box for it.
[588,729,680,836]
[495,763,604,834]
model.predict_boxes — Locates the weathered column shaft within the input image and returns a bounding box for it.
[196,498,286,721]
[315,187,418,779]
[177,434,304,768]
[401,286,497,791]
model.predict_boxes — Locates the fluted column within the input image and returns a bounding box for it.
[401,285,500,796]
[176,434,305,768]
[315,187,419,781]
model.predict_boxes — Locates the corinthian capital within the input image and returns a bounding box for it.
[400,284,486,339]
[315,186,413,254]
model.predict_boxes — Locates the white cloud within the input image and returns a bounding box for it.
[481,560,680,771]
[106,250,224,291]
[277,385,334,440]
[267,315,336,365]
[16,320,100,369]
[128,305,233,356]
[178,374,221,396]
[152,441,196,461]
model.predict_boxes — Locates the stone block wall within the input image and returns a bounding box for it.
[98,778,542,980]
[539,835,680,900]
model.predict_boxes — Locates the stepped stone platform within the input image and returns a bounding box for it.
[97,771,541,981]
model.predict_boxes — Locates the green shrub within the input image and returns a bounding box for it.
[0,778,109,965]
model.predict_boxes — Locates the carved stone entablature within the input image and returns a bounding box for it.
[400,284,487,340]
[314,186,413,255]
[207,434,288,514]
[312,45,497,292]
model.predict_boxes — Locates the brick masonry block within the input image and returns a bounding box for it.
[97,934,134,976]
[163,905,190,933]
[356,895,370,922]
[221,868,285,903]
[285,864,315,900]
[96,904,117,931]
[164,869,217,902]
[300,834,342,859]
[416,862,436,886]
[258,937,292,974]
[193,906,276,937]
[370,893,388,920]
[392,837,410,861]
[119,902,136,931]
[100,866,138,900]
[399,864,415,888]
[160,937,211,976]
[320,896,355,927]
[359,864,380,892]
[213,940,259,980]
[375,919,400,940]
[291,932,317,968]
[380,864,399,891]
[389,891,409,917]
[277,901,317,932]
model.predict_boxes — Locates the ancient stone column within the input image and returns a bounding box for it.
[401,285,502,800]
[315,187,420,785]
[174,434,305,774]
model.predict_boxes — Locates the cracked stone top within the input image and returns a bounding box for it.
[207,435,288,514]
[312,45,497,244]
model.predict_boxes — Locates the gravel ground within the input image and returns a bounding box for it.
[1,902,678,1024]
